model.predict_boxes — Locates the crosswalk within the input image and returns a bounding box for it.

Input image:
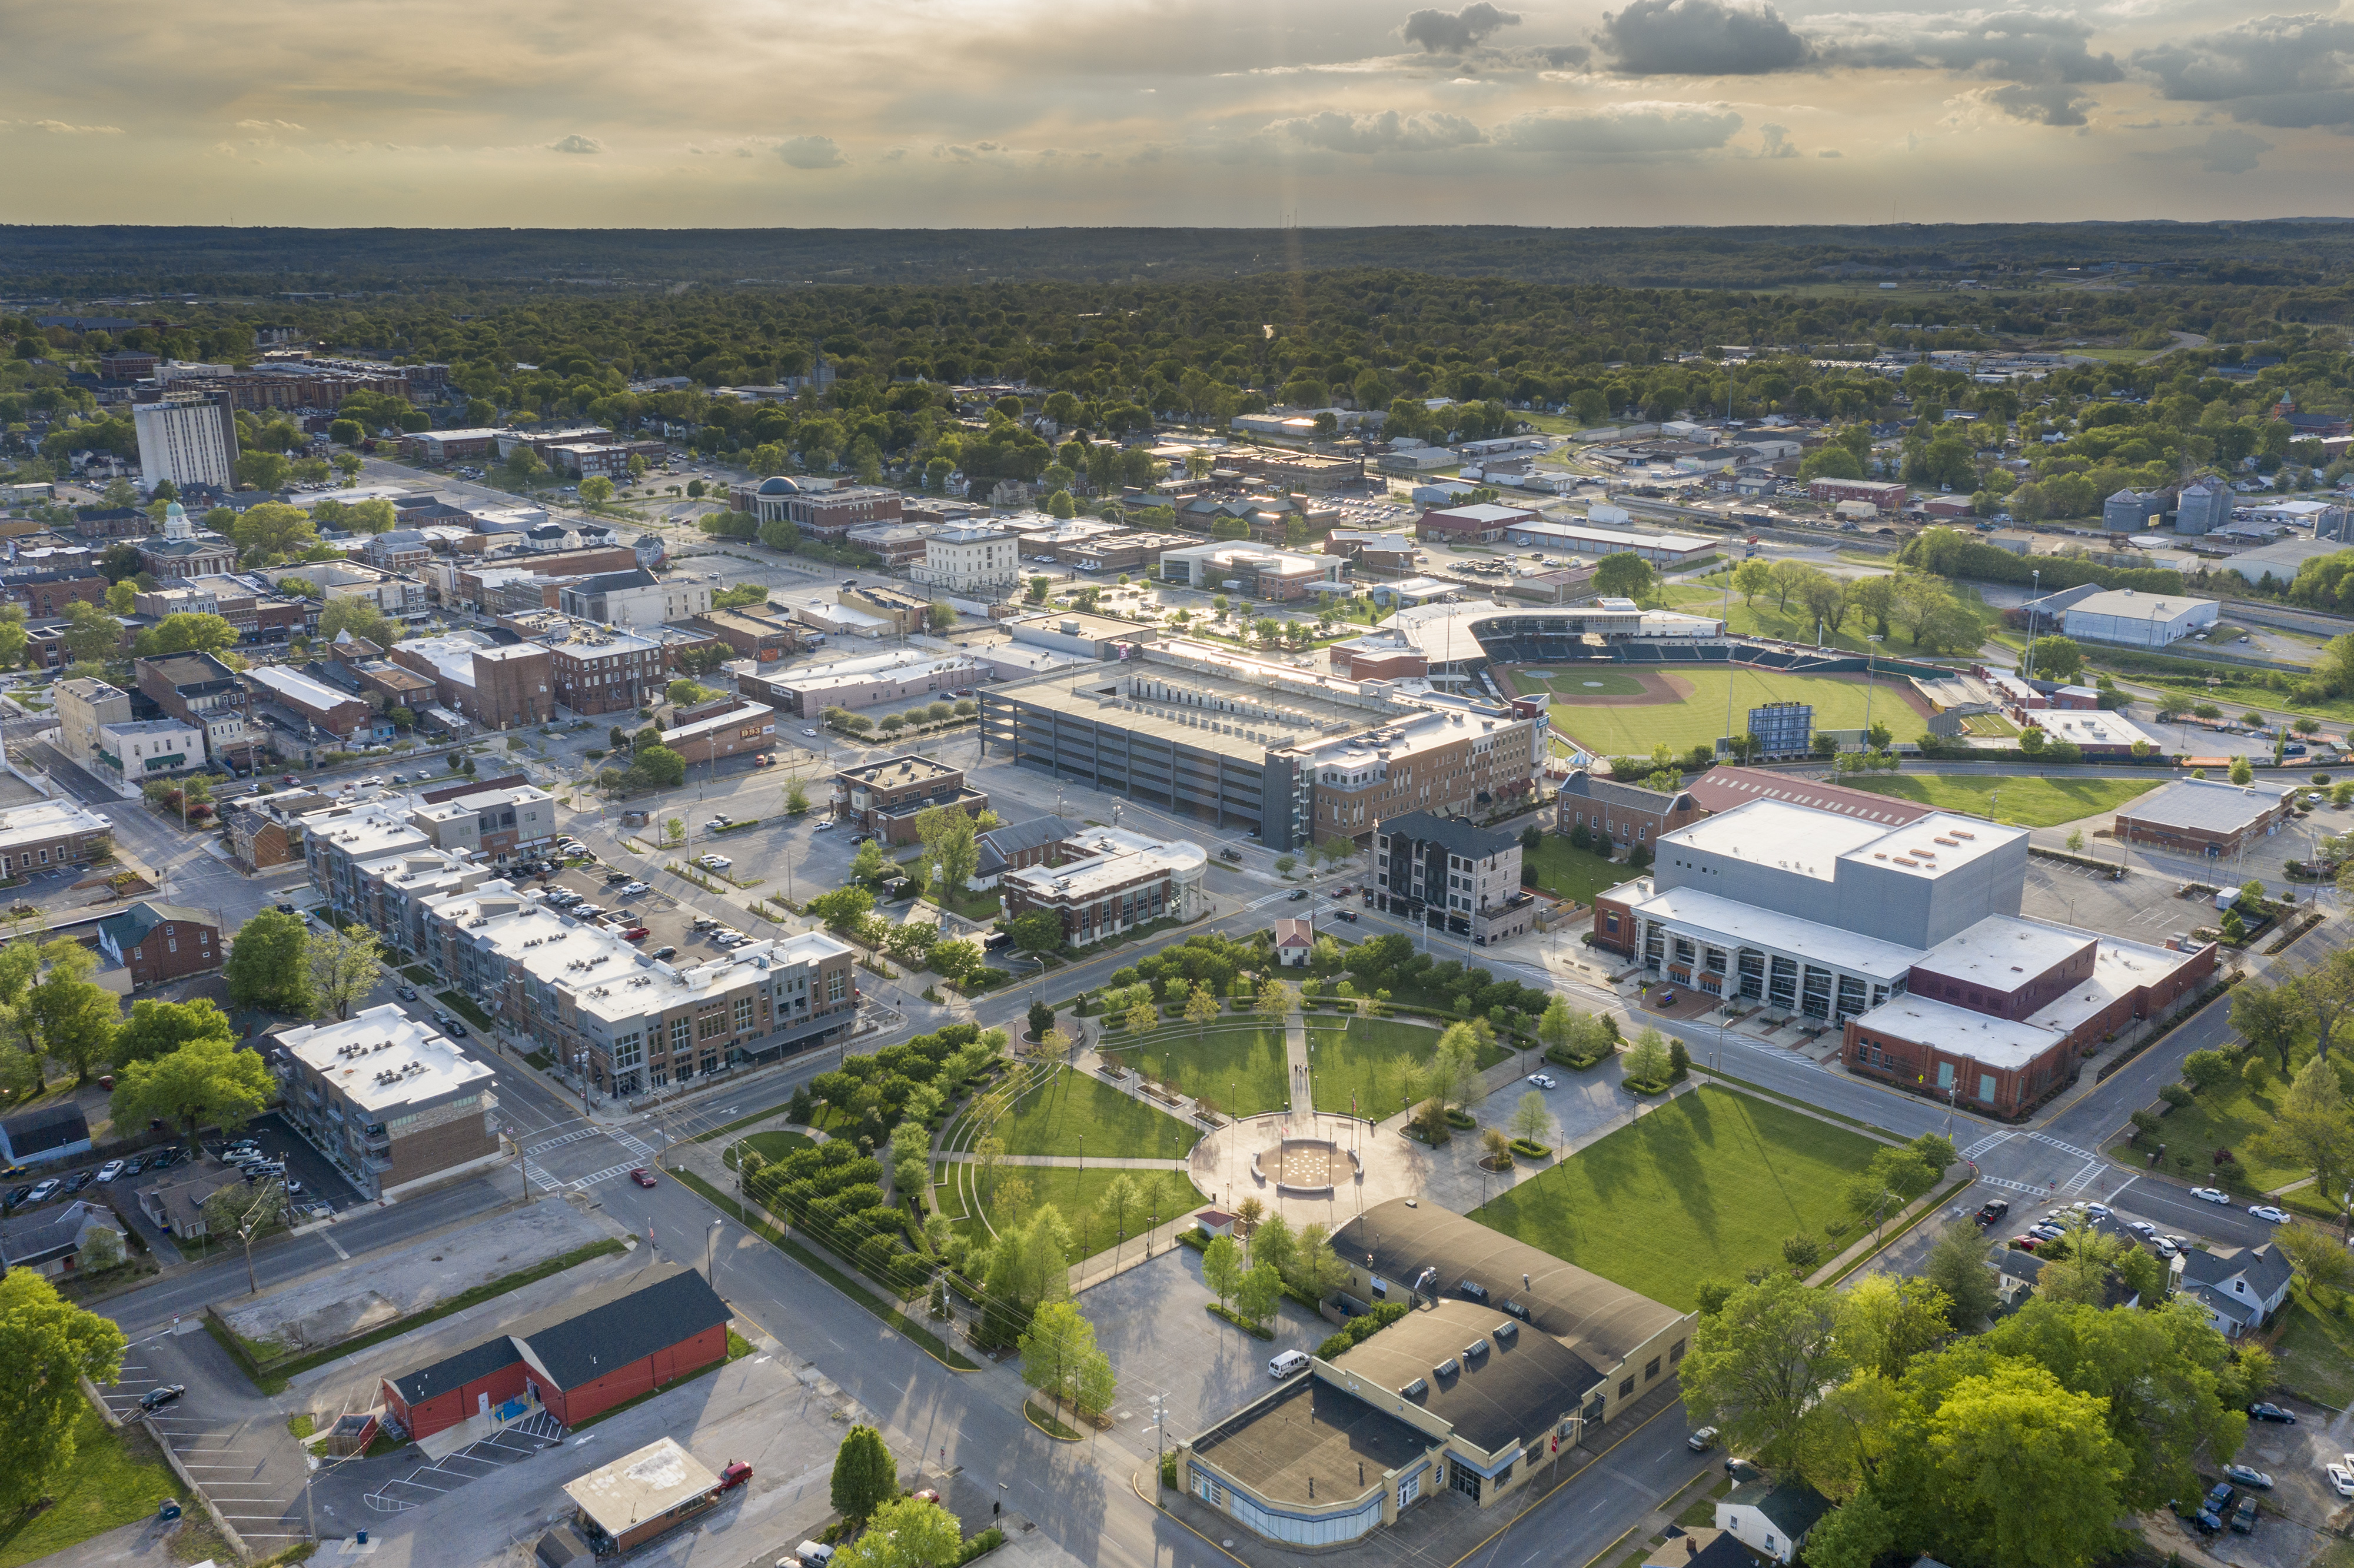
[522,1123,660,1190]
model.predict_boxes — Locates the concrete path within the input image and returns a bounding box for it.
[1283,1014,1311,1102]
[940,1151,1188,1170]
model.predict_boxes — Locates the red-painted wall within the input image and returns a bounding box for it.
[531,1323,729,1427]
[381,1360,530,1441]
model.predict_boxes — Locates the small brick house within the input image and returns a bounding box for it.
[1555,770,1704,854]
[95,901,221,988]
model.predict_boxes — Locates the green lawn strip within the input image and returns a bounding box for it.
[949,1163,1208,1264]
[1697,1069,1896,1138]
[400,963,434,985]
[696,1102,822,1144]
[2100,1071,2304,1193]
[1305,1016,1461,1120]
[0,1403,187,1568]
[214,1237,631,1393]
[2270,1285,2354,1407]
[722,1129,815,1170]
[1081,1030,1292,1124]
[1549,667,1930,758]
[1470,1086,1883,1311]
[674,1170,980,1370]
[1838,774,2163,828]
[1522,837,1637,905]
[1663,581,1999,658]
[1822,1178,1974,1287]
[436,990,496,1031]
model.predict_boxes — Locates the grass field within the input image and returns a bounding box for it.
[1841,774,2162,827]
[1470,1085,1884,1311]
[983,1065,1205,1159]
[2273,1286,2354,1408]
[1512,668,1654,697]
[722,1129,814,1170]
[1097,1024,1292,1119]
[0,1404,187,1568]
[2101,1063,2316,1198]
[939,1163,1210,1264]
[1306,1017,1512,1121]
[1524,837,1635,904]
[1663,581,2001,659]
[1550,667,1930,757]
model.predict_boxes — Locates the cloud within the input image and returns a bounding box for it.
[1818,147,1843,155]
[1269,108,1488,152]
[550,134,604,154]
[32,119,123,134]
[235,118,304,131]
[1594,0,1813,75]
[2195,126,2273,169]
[1400,3,1522,52]
[2132,15,2354,126]
[1492,102,1744,155]
[777,134,847,168]
[1984,81,2098,123]
[1826,12,2123,86]
[1758,121,1799,154]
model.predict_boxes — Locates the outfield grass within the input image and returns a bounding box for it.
[1098,1024,1292,1119]
[1306,1017,1512,1121]
[943,1163,1209,1263]
[0,1404,187,1568]
[986,1064,1205,1159]
[1524,836,1634,904]
[1550,667,1930,757]
[1841,774,2162,827]
[1470,1085,1884,1310]
[722,1128,814,1170]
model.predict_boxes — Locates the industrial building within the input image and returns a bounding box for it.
[1177,1199,1689,1548]
[2060,590,2217,648]
[2111,776,2298,858]
[1495,519,1718,567]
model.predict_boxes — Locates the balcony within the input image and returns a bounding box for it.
[362,1153,394,1174]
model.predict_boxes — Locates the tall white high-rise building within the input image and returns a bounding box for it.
[132,391,237,492]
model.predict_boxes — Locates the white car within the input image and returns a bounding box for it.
[700,854,733,871]
[802,727,819,737]
[2191,1187,2232,1204]
[95,1160,124,1183]
[2250,1204,2290,1223]
[1526,1073,1557,1090]
[2154,1237,2180,1258]
[2329,1464,2354,1499]
[2126,1220,2156,1239]
[2083,1203,2113,1220]
[812,820,834,832]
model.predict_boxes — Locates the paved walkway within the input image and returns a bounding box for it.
[940,1152,1188,1170]
[1283,1015,1310,1101]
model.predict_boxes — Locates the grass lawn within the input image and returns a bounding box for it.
[1664,581,2000,660]
[944,1164,1211,1263]
[1512,668,1654,697]
[983,1064,1205,1159]
[1306,1017,1513,1121]
[1840,774,2163,828]
[722,1128,815,1170]
[1098,1025,1293,1119]
[0,1403,187,1568]
[1524,836,1634,904]
[1550,667,1930,758]
[1470,1085,1884,1311]
[2101,1064,2316,1197]
[2272,1284,2354,1407]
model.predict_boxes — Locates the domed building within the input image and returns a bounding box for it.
[137,501,239,581]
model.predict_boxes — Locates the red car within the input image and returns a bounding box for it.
[2011,1234,2042,1252]
[630,1168,658,1189]
[719,1461,753,1490]
[623,926,650,941]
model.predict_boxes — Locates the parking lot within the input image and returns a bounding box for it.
[100,1320,314,1554]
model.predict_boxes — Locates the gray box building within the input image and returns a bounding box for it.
[1745,702,1813,758]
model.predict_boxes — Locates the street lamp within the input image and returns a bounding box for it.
[707,1217,723,1282]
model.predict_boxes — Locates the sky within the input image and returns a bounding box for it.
[1,0,2349,227]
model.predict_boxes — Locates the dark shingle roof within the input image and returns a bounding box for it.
[1,1101,90,1158]
[1726,1479,1831,1538]
[389,1261,730,1405]
[99,901,214,953]
[1329,1299,1600,1453]
[1558,770,1695,815]
[1377,811,1517,864]
[388,1333,524,1405]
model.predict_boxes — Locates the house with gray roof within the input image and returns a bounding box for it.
[2173,1241,2292,1338]
[0,1101,91,1166]
[1555,769,1704,854]
[1717,1479,1832,1564]
[969,815,1078,890]
[0,1199,122,1279]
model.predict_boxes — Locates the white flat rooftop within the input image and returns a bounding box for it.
[278,1002,493,1112]
[1915,914,2092,985]
[1838,811,2027,884]
[1622,881,1922,981]
[1848,993,2057,1070]
[1662,799,1890,884]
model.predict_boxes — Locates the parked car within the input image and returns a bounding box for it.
[2223,1464,2273,1490]
[1688,1426,1720,1452]
[1974,1199,2010,1226]
[2191,1187,2231,1204]
[446,1020,467,1037]
[139,1384,187,1411]
[794,1543,836,1568]
[2083,1202,2113,1219]
[700,854,733,871]
[2328,1464,2354,1499]
[62,1171,91,1193]
[2233,1497,2259,1534]
[2250,1204,2290,1223]
[2249,1403,2299,1423]
[1269,1350,1311,1379]
[2176,1501,2222,1535]
[1527,1073,1557,1090]
[4,1184,32,1210]
[719,1460,753,1490]
[95,1160,124,1183]
[706,817,730,831]
[2126,1220,2156,1239]
[2011,1234,2044,1252]
[396,986,418,1001]
[2207,1482,2236,1515]
[25,1178,57,1204]
[651,946,677,960]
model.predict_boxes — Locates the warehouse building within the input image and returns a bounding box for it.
[1496,519,1718,568]
[2060,589,2217,648]
[2112,776,2298,858]
[1178,1199,1688,1548]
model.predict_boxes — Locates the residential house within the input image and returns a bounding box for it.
[0,1201,125,1280]
[2173,1241,2293,1339]
[97,901,221,988]
[1717,1480,1832,1566]
[0,1102,91,1167]
[1274,916,1313,967]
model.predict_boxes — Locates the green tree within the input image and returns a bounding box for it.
[1236,1259,1282,1328]
[1622,1026,1672,1087]
[2024,635,2084,682]
[1731,557,1773,605]
[24,942,121,1085]
[0,1269,128,1519]
[1680,1273,1846,1468]
[316,598,397,648]
[1918,1222,2000,1330]
[578,475,614,505]
[59,600,120,664]
[112,996,238,1068]
[1008,910,1063,955]
[1592,551,1655,601]
[1202,1233,1242,1310]
[110,1033,274,1154]
[630,743,687,788]
[1510,1089,1551,1146]
[2273,1219,2354,1297]
[1019,1299,1115,1421]
[225,908,314,1014]
[2253,1055,2354,1234]
[829,1424,897,1530]
[1838,1275,1952,1381]
[915,803,980,891]
[306,923,384,1021]
[2231,978,2305,1070]
[785,777,810,813]
[833,1493,967,1568]
[851,838,889,882]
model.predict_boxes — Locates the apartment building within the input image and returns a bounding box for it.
[428,547,642,612]
[1301,703,1550,843]
[222,787,325,869]
[390,634,554,730]
[915,525,1022,595]
[274,1004,504,1202]
[540,623,661,715]
[1370,813,1535,945]
[833,754,991,844]
[132,391,238,491]
[95,717,207,784]
[96,901,221,988]
[0,568,108,620]
[54,676,132,775]
[999,826,1207,947]
[556,570,713,629]
[134,577,305,643]
[137,651,264,772]
[407,783,558,861]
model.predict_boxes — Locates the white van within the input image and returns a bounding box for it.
[1268,1350,1311,1380]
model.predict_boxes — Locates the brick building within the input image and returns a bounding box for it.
[999,825,1207,946]
[1555,770,1704,855]
[839,583,932,635]
[0,568,108,619]
[2112,777,2298,858]
[1298,702,1549,844]
[690,608,802,661]
[242,664,379,744]
[746,481,903,540]
[656,697,777,767]
[407,783,558,861]
[1324,530,1418,573]
[541,624,661,715]
[1369,812,1535,945]
[1805,479,1908,512]
[0,800,114,878]
[390,635,554,729]
[96,901,221,988]
[137,651,264,772]
[1414,502,1540,544]
[833,754,990,844]
[272,1003,504,1201]
[222,788,326,868]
